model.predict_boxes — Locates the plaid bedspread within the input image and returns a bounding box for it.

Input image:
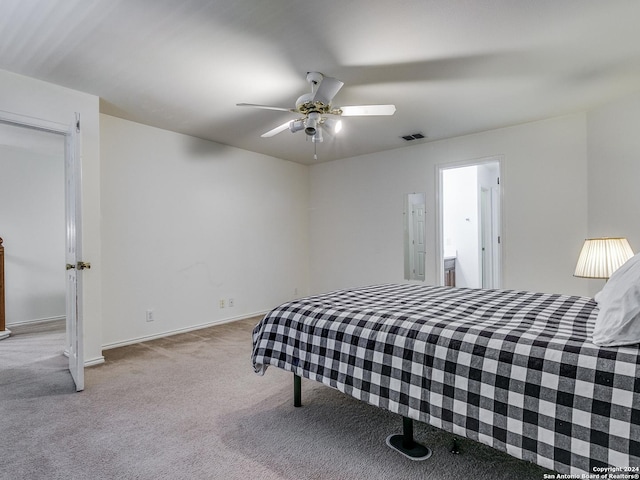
[251,284,640,475]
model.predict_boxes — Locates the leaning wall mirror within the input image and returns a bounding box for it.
[404,193,426,281]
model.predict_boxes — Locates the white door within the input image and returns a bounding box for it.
[0,111,84,389]
[65,118,84,392]
[490,185,502,287]
[480,184,501,289]
[480,188,493,288]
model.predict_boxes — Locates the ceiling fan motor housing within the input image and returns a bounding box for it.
[296,93,332,115]
[306,71,324,86]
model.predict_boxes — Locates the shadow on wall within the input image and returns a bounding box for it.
[180,134,235,160]
[100,99,233,160]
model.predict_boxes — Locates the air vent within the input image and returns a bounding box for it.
[401,133,425,141]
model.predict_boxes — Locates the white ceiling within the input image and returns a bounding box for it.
[2,0,640,164]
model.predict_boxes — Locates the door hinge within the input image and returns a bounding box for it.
[497,177,500,185]
[498,236,501,244]
[66,261,91,270]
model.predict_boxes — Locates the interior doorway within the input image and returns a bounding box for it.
[0,114,84,391]
[437,158,502,289]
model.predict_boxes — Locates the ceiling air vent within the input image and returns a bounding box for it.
[401,133,425,141]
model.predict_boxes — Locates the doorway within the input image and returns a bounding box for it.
[437,158,502,289]
[0,114,84,391]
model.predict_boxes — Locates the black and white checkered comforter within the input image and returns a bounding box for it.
[251,284,640,475]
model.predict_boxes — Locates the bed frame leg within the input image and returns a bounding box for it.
[385,416,432,461]
[450,437,461,454]
[293,374,301,407]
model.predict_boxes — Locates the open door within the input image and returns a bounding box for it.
[65,117,84,392]
[480,184,502,289]
[0,111,84,390]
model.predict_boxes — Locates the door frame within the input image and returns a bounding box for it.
[435,155,504,288]
[0,109,84,390]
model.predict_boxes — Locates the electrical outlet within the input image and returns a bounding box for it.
[228,298,234,307]
[146,310,154,322]
[219,299,225,309]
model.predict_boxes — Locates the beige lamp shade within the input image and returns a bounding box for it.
[574,237,634,279]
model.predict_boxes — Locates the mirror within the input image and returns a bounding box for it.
[404,193,426,281]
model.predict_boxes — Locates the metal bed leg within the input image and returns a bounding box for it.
[386,416,432,461]
[450,437,461,454]
[293,374,301,407]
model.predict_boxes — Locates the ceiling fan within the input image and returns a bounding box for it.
[237,71,396,148]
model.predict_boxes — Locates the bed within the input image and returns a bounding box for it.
[251,283,640,475]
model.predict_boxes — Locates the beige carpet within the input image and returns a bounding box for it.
[0,317,552,479]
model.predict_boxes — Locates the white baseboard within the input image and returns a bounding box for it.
[85,356,105,367]
[7,316,66,328]
[100,311,267,351]
[64,348,105,367]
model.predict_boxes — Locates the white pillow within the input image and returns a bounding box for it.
[592,252,640,346]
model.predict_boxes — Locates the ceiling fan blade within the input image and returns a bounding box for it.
[312,76,344,105]
[261,121,291,138]
[237,103,294,113]
[339,105,396,116]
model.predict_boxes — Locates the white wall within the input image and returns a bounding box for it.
[0,68,102,364]
[309,114,589,296]
[0,131,65,325]
[2,63,637,361]
[587,91,640,295]
[100,115,309,347]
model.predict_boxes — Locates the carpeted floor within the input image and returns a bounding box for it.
[0,318,553,479]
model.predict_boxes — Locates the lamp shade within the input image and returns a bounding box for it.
[574,237,634,279]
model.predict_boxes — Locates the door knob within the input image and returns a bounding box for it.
[66,263,75,270]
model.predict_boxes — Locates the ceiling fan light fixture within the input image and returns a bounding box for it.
[323,118,342,134]
[305,112,320,136]
[312,128,323,143]
[289,120,304,133]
